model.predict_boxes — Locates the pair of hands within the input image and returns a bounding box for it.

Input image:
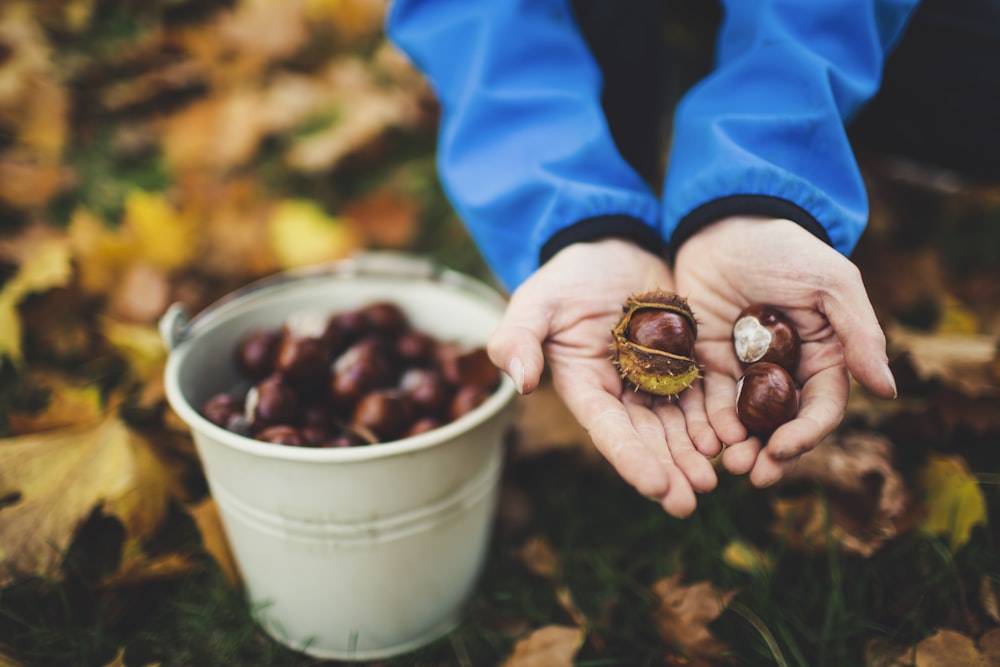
[487,217,898,517]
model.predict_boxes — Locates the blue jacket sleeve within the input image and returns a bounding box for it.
[663,0,921,257]
[386,0,662,291]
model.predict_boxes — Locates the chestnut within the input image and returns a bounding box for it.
[255,424,307,446]
[235,328,280,380]
[351,389,414,442]
[275,335,330,388]
[396,330,438,365]
[201,393,244,427]
[439,345,500,390]
[360,301,410,335]
[627,307,696,358]
[399,368,451,415]
[448,384,490,421]
[736,362,798,436]
[246,375,299,426]
[732,304,801,373]
[405,416,443,437]
[329,338,396,406]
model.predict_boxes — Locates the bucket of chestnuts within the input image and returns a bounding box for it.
[161,253,518,661]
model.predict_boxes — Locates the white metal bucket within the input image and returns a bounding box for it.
[161,254,517,661]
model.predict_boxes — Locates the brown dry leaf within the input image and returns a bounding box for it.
[907,629,988,667]
[917,453,987,552]
[67,208,135,295]
[980,576,1000,625]
[6,370,103,435]
[888,323,999,398]
[180,0,308,86]
[650,573,736,663]
[158,91,268,172]
[772,432,915,556]
[0,414,172,586]
[0,154,65,208]
[304,0,385,41]
[343,190,421,248]
[188,497,241,586]
[979,628,1000,664]
[101,319,167,385]
[517,535,559,579]
[107,262,171,323]
[101,550,198,589]
[284,58,422,171]
[100,645,160,667]
[502,625,585,667]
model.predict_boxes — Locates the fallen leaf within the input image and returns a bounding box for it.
[909,629,987,667]
[267,198,361,269]
[917,453,987,552]
[0,234,73,366]
[343,190,421,248]
[6,370,104,435]
[502,625,585,667]
[980,576,1000,625]
[509,378,594,461]
[721,540,773,575]
[100,319,167,384]
[888,323,999,398]
[122,190,199,271]
[0,414,172,586]
[188,497,241,586]
[518,535,559,579]
[772,432,916,556]
[650,573,736,662]
[107,262,171,323]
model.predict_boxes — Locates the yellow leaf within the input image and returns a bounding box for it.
[0,237,73,365]
[722,540,773,575]
[101,319,167,383]
[123,190,198,270]
[267,198,360,269]
[67,207,134,294]
[0,415,172,586]
[918,453,988,551]
[7,370,104,435]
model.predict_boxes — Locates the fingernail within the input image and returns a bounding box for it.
[883,363,898,399]
[508,357,525,394]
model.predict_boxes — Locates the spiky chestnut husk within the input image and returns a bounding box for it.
[611,290,700,397]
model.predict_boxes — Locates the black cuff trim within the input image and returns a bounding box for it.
[668,195,833,260]
[539,215,664,265]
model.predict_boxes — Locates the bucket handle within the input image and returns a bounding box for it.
[158,252,502,350]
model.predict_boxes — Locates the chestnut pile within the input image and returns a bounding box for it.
[732,304,802,436]
[199,301,501,447]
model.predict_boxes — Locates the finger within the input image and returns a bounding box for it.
[703,369,748,446]
[748,449,797,487]
[820,265,897,399]
[766,365,849,460]
[487,294,550,395]
[567,386,672,498]
[623,400,700,517]
[676,382,722,458]
[720,436,761,475]
[654,397,718,493]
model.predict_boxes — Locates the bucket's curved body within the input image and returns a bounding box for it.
[162,255,516,660]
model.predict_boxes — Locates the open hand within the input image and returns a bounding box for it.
[673,216,897,487]
[488,239,721,517]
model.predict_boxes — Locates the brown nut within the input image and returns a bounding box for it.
[611,290,700,397]
[246,375,299,426]
[360,301,410,335]
[255,424,307,446]
[736,362,798,437]
[235,328,280,380]
[201,393,244,428]
[448,384,490,421]
[627,308,696,358]
[733,304,801,373]
[275,335,330,388]
[351,389,415,442]
[329,338,396,407]
[438,344,500,390]
[399,368,452,415]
